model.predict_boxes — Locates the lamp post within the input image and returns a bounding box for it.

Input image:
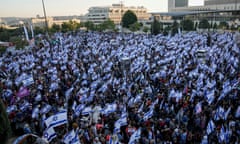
[120,1,124,35]
[42,0,49,37]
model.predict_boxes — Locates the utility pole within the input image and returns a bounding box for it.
[42,0,49,37]
[120,1,123,35]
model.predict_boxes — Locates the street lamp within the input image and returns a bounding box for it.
[42,0,49,37]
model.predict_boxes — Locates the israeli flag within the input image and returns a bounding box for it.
[214,106,225,121]
[235,105,240,118]
[70,132,81,144]
[20,101,30,111]
[72,101,77,111]
[138,103,144,113]
[22,75,34,87]
[41,104,52,114]
[63,130,80,144]
[81,106,92,115]
[205,90,215,105]
[74,104,85,116]
[65,87,74,100]
[32,107,39,119]
[206,120,215,135]
[128,128,141,144]
[45,111,67,128]
[195,102,202,114]
[43,126,57,143]
[6,105,17,114]
[219,125,226,143]
[35,93,42,102]
[224,107,231,120]
[114,114,128,133]
[143,108,154,121]
[102,103,117,115]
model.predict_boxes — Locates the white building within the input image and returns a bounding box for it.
[168,0,240,12]
[86,4,150,25]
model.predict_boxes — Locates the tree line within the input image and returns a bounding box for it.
[1,10,240,44]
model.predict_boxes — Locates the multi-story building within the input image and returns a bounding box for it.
[168,0,189,12]
[30,17,54,28]
[30,16,80,28]
[152,0,240,30]
[86,4,150,25]
[168,0,240,12]
[204,0,240,10]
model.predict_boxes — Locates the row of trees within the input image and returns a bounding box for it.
[151,18,239,36]
[1,10,239,43]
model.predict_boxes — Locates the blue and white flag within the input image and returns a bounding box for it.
[23,24,29,41]
[206,120,215,135]
[114,114,128,133]
[43,126,57,143]
[102,103,117,115]
[45,111,67,128]
[6,105,17,114]
[138,103,144,113]
[195,102,202,114]
[224,107,231,120]
[219,125,226,143]
[41,104,52,114]
[32,107,39,119]
[22,75,34,87]
[63,130,80,144]
[205,90,215,105]
[20,101,30,111]
[109,135,119,144]
[74,104,85,116]
[72,101,77,111]
[143,108,154,121]
[70,132,81,144]
[35,93,42,102]
[81,106,92,115]
[30,24,34,39]
[128,128,141,144]
[214,106,225,121]
[235,105,240,118]
[65,87,74,100]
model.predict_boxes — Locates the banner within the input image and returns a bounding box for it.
[17,87,30,98]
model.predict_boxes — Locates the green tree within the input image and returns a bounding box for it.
[151,18,161,35]
[218,21,229,30]
[122,10,138,28]
[61,22,70,33]
[84,21,95,31]
[99,19,115,31]
[0,29,10,41]
[0,99,12,143]
[34,26,45,35]
[68,20,80,31]
[199,19,210,29]
[143,26,150,33]
[171,20,179,36]
[181,19,194,31]
[213,22,218,30]
[50,23,61,33]
[194,22,199,30]
[129,22,141,32]
[10,36,28,49]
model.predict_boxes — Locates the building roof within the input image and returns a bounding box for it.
[150,10,240,17]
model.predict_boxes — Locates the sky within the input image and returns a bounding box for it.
[0,0,204,17]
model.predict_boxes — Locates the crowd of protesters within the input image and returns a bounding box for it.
[1,31,240,144]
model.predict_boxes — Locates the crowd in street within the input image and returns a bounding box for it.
[1,31,240,144]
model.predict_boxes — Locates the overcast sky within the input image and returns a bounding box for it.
[0,0,204,17]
